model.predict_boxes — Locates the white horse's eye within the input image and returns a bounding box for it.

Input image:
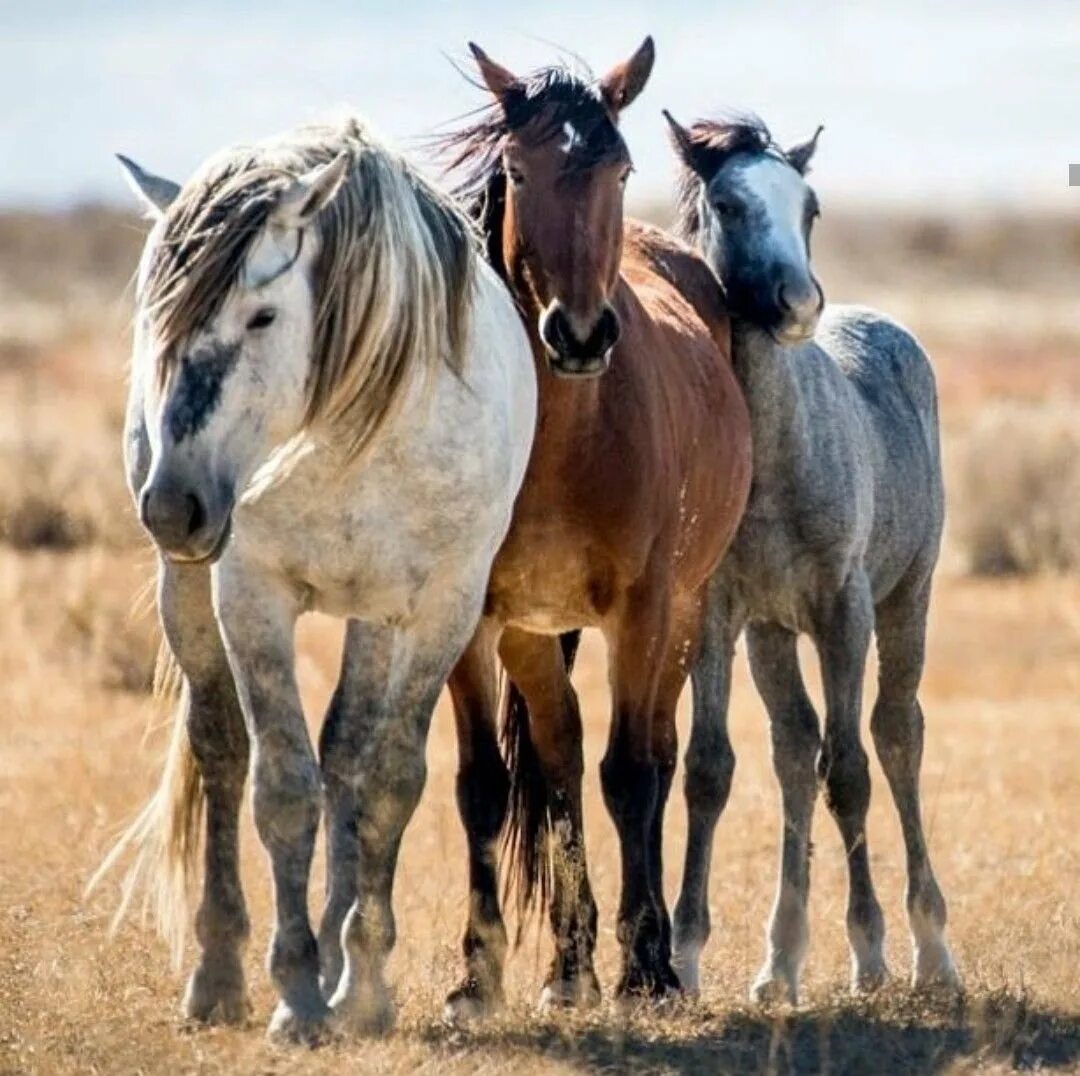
[247,307,277,331]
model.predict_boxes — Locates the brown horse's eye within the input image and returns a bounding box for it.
[507,166,525,187]
[246,307,277,331]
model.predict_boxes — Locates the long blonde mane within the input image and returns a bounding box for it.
[142,117,477,461]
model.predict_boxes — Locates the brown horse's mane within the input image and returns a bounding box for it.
[672,114,789,240]
[437,64,629,270]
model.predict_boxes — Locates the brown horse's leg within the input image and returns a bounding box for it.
[600,576,679,1000]
[646,594,707,992]
[870,570,958,991]
[444,622,510,1020]
[499,627,600,1009]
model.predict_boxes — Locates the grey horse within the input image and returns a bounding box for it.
[662,113,959,1002]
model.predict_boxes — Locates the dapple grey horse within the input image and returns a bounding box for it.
[663,113,959,1002]
[96,117,536,1041]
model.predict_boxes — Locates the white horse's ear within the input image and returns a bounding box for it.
[116,154,180,218]
[786,126,824,176]
[270,152,351,231]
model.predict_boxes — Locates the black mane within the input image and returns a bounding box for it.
[672,115,786,240]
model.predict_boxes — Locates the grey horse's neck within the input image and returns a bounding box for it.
[731,320,806,469]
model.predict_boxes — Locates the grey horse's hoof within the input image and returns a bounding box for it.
[913,946,961,994]
[538,970,602,1011]
[329,981,395,1037]
[852,958,890,996]
[750,964,799,1006]
[443,977,502,1024]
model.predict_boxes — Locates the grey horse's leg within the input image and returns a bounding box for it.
[159,561,251,1024]
[746,621,821,1004]
[672,583,743,994]
[815,574,888,994]
[328,595,485,1034]
[871,571,959,990]
[317,620,396,1001]
[213,565,326,1043]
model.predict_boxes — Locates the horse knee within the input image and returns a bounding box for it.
[683,738,735,819]
[600,750,658,830]
[870,697,924,766]
[252,743,321,849]
[456,756,509,844]
[188,680,248,783]
[818,739,871,822]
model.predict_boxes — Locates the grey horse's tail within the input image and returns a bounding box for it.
[500,629,581,940]
[85,641,202,967]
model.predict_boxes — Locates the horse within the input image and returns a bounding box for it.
[94,117,537,1041]
[436,42,752,1016]
[662,112,960,1002]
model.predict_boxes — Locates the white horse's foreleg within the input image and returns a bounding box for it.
[317,619,396,1001]
[746,621,822,1004]
[213,563,326,1043]
[327,589,486,1035]
[159,560,251,1024]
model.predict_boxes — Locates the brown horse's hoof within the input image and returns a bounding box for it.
[614,959,682,1006]
[443,977,503,1024]
[182,961,251,1026]
[538,968,601,1011]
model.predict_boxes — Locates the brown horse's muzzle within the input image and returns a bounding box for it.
[539,302,620,378]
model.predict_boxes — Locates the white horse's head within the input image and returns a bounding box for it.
[122,121,474,563]
[666,113,825,344]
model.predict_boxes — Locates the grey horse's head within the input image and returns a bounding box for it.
[666,112,825,344]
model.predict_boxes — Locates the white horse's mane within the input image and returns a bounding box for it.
[142,117,478,462]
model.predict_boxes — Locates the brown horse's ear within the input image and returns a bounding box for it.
[599,36,655,115]
[468,42,518,100]
[786,125,824,175]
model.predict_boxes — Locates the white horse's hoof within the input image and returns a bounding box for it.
[267,999,334,1046]
[182,964,250,1026]
[329,983,395,1037]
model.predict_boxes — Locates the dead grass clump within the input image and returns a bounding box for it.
[952,399,1080,574]
[0,440,138,551]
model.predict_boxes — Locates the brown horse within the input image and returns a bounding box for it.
[438,40,752,1016]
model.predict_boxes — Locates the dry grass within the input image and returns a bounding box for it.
[0,208,1078,1073]
[951,401,1080,575]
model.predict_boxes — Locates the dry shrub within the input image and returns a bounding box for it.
[952,399,1080,574]
[0,438,138,551]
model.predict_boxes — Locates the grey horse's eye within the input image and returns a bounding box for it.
[713,198,736,218]
[246,307,277,331]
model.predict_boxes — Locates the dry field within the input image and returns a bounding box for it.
[0,207,1077,1074]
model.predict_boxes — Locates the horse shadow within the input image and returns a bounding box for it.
[413,989,1080,1075]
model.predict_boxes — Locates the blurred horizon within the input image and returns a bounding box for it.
[5,0,1078,213]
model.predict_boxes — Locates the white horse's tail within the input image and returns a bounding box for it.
[86,641,203,967]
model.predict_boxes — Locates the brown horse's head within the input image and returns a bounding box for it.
[459,39,654,377]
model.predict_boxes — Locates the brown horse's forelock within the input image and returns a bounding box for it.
[140,122,476,463]
[438,64,627,231]
[673,115,792,240]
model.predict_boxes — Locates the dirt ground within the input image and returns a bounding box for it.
[1,544,1077,1074]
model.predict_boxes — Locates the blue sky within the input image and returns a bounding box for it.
[4,0,1077,208]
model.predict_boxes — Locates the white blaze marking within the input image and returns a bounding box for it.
[560,121,582,155]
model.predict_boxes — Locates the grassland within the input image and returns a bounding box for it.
[0,205,1077,1074]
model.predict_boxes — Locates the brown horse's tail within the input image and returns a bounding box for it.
[500,630,581,940]
[86,640,202,967]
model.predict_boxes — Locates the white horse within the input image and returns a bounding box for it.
[97,118,535,1042]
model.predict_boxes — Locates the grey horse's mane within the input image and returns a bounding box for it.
[142,117,477,461]
[672,115,789,241]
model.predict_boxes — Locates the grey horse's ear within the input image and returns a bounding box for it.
[600,36,655,115]
[786,125,824,175]
[662,110,696,166]
[116,154,180,218]
[270,152,351,230]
